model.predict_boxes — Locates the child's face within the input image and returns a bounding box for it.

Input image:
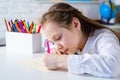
[43,20,84,54]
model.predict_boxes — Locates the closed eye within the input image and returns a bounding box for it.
[55,35,61,41]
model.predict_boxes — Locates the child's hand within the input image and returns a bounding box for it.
[43,52,60,70]
[50,48,68,55]
[48,48,62,54]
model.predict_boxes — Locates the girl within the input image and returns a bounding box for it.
[41,3,120,78]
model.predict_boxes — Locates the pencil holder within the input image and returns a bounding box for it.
[6,32,42,55]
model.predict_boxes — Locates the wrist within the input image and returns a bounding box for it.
[58,55,68,69]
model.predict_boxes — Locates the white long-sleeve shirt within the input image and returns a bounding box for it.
[67,28,120,78]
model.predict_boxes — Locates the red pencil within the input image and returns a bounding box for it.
[37,24,42,33]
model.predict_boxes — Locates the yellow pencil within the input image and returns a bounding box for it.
[30,21,34,33]
[4,18,9,31]
[34,23,36,33]
[23,21,30,33]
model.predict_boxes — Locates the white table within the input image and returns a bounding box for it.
[0,46,120,80]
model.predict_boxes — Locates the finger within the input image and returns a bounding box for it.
[51,49,58,54]
[56,50,62,55]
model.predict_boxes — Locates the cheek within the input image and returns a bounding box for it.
[63,36,79,53]
[63,40,70,47]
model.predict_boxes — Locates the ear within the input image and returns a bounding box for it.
[72,17,81,31]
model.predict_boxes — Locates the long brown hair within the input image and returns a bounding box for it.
[41,3,120,42]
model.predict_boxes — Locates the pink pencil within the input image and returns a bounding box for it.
[46,40,50,54]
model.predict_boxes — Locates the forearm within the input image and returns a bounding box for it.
[58,55,68,70]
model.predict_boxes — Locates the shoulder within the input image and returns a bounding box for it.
[92,28,119,41]
[91,28,120,49]
[94,28,115,37]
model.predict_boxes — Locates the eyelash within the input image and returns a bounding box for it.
[50,35,62,44]
[56,36,61,41]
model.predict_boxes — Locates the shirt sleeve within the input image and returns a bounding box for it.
[67,33,120,78]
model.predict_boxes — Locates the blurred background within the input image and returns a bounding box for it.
[0,0,120,50]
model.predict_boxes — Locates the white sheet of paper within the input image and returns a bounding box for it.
[20,56,49,72]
